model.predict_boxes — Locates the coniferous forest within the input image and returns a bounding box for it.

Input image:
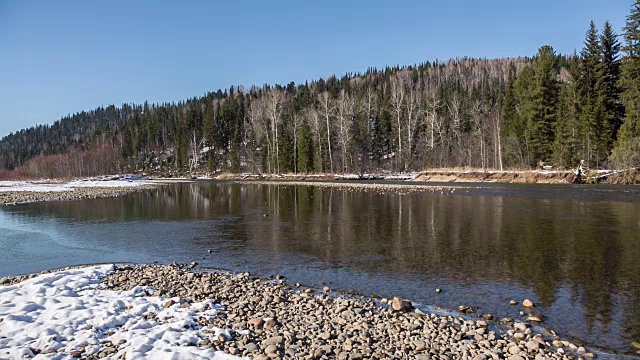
[2,2,640,179]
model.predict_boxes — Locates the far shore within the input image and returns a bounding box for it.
[1,167,637,206]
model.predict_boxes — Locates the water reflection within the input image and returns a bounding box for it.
[1,182,639,354]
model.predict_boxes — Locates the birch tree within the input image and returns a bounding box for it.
[336,90,355,173]
[318,92,336,172]
[389,75,406,171]
[266,89,284,174]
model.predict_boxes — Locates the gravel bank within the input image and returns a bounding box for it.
[0,182,159,205]
[91,263,596,360]
[232,180,461,195]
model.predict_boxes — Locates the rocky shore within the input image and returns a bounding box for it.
[0,263,612,359]
[1,263,603,360]
[232,180,460,196]
[99,264,601,360]
[0,181,160,206]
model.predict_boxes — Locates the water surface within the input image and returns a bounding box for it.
[1,181,639,356]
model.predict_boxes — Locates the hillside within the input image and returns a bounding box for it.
[1,14,637,179]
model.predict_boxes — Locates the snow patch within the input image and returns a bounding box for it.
[0,179,154,193]
[0,265,245,360]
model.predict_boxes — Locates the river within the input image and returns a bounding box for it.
[0,181,639,356]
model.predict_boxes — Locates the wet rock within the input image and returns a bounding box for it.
[435,288,441,294]
[513,322,528,332]
[522,299,534,308]
[526,314,543,322]
[509,299,518,306]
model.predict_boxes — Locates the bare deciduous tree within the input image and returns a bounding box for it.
[336,90,355,173]
[318,92,336,173]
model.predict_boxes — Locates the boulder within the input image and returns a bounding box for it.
[391,297,413,312]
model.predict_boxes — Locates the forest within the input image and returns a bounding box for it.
[2,2,640,179]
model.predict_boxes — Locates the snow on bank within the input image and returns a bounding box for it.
[0,265,244,360]
[0,179,155,193]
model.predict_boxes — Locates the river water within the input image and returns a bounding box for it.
[1,181,639,356]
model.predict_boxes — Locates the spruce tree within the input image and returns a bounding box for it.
[528,46,559,166]
[600,21,624,143]
[553,60,581,167]
[578,21,607,167]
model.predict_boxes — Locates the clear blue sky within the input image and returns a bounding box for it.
[0,0,631,138]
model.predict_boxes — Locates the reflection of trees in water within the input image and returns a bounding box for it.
[16,182,640,343]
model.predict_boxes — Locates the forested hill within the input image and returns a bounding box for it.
[2,6,639,178]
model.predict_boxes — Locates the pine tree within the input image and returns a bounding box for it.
[612,0,640,168]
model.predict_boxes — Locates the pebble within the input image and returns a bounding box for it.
[522,299,535,308]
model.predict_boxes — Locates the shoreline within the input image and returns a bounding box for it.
[200,168,636,185]
[0,263,622,359]
[0,178,163,206]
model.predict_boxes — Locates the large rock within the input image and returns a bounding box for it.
[391,297,413,312]
[522,299,535,308]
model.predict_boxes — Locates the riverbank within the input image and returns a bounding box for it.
[0,264,606,360]
[206,168,639,184]
[0,178,161,205]
[231,180,460,195]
